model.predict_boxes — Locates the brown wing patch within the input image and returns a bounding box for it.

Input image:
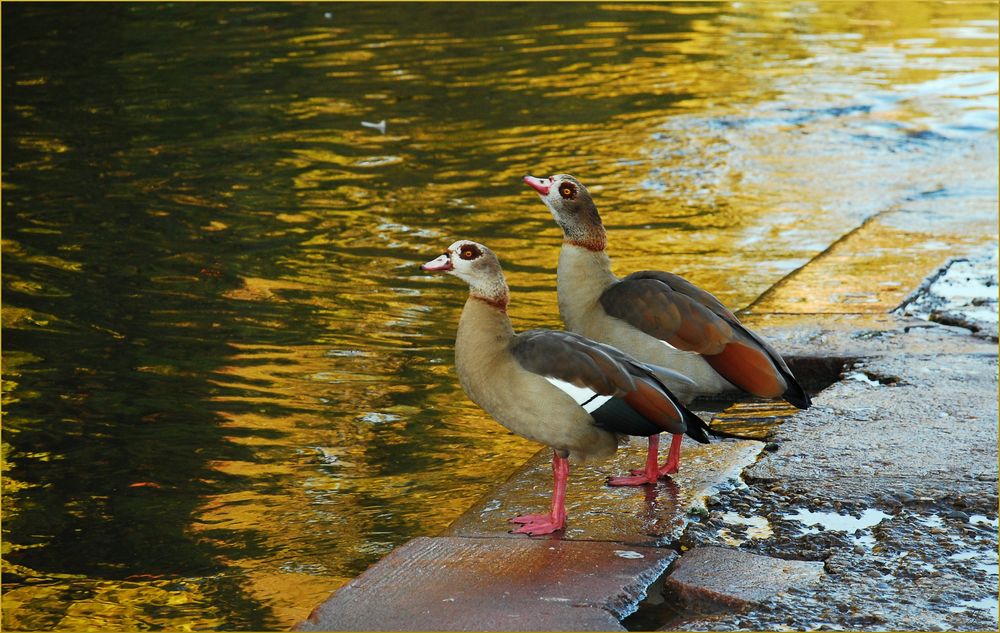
[602,272,811,408]
[621,378,686,434]
[672,300,733,354]
[601,277,734,354]
[705,342,786,398]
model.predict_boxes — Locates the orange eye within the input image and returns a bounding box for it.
[459,245,480,260]
[559,183,576,199]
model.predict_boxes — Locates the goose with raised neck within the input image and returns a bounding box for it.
[421,239,712,533]
[525,173,812,484]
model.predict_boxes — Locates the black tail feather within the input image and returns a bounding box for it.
[681,406,712,444]
[635,364,713,444]
[781,374,812,409]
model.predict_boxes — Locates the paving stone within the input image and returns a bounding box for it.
[745,350,998,508]
[295,536,676,632]
[744,312,994,362]
[446,439,764,546]
[669,321,998,631]
[661,546,824,616]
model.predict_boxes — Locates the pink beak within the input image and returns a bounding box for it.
[523,175,551,196]
[421,253,454,272]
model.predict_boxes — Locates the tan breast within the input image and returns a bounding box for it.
[454,298,618,461]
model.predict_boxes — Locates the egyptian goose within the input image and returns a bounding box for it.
[421,240,712,535]
[523,173,811,485]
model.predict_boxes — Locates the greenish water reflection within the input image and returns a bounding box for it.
[3,2,996,629]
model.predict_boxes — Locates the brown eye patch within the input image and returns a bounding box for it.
[459,244,482,260]
[559,182,577,199]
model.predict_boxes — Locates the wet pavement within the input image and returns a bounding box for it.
[896,246,999,342]
[658,242,997,632]
[297,537,675,632]
[676,320,998,631]
[444,440,765,547]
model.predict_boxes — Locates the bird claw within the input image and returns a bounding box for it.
[607,474,658,486]
[508,514,549,525]
[626,465,678,478]
[508,514,564,535]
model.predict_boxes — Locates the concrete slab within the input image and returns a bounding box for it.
[744,311,995,361]
[745,349,998,507]
[295,536,676,632]
[662,546,824,615]
[895,246,999,341]
[446,439,764,546]
[673,316,998,630]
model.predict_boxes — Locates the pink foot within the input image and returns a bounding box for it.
[627,467,673,478]
[625,464,677,479]
[658,463,679,476]
[509,514,564,535]
[508,452,570,535]
[613,434,666,485]
[509,514,549,525]
[607,473,658,486]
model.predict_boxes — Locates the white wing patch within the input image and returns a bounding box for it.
[545,377,612,413]
[659,338,681,352]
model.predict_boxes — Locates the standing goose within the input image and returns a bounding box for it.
[523,173,811,485]
[421,240,711,535]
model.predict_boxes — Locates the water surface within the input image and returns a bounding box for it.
[3,2,996,629]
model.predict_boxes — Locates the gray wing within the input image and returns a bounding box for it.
[511,329,712,440]
[601,271,809,407]
[510,329,638,396]
[608,271,795,374]
[600,271,738,354]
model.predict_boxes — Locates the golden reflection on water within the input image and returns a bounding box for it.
[2,1,996,630]
[194,299,542,625]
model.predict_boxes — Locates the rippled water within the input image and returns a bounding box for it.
[3,2,996,629]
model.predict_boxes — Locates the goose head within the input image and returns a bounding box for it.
[422,240,509,308]
[524,173,606,251]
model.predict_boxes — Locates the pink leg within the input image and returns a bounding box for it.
[509,453,568,535]
[608,434,660,486]
[657,433,683,476]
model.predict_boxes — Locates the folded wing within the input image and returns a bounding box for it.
[511,329,710,441]
[600,271,811,408]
